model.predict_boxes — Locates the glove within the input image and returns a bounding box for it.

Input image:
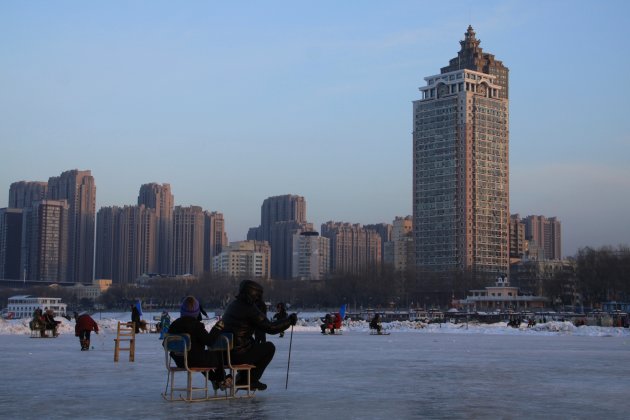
[288,313,298,326]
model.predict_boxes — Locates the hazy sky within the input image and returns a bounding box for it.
[1,1,629,258]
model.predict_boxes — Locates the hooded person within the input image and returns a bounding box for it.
[75,311,99,350]
[166,296,228,388]
[217,280,297,391]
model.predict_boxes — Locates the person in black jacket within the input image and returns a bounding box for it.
[167,296,228,388]
[218,280,297,391]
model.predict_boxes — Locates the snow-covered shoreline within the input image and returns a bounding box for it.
[2,311,628,338]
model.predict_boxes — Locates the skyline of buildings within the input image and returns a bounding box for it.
[0,170,563,284]
[0,28,570,285]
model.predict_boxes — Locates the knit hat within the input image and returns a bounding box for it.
[180,296,200,319]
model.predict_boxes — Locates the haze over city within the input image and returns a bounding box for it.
[1,1,629,258]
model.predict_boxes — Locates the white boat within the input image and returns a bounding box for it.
[5,295,67,319]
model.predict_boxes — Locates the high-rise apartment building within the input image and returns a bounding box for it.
[138,183,174,275]
[21,200,69,282]
[8,181,48,209]
[292,231,330,280]
[321,221,381,275]
[172,206,205,277]
[385,216,414,272]
[364,223,392,262]
[95,205,158,283]
[47,170,96,283]
[523,215,562,260]
[0,208,24,279]
[413,26,509,282]
[204,211,228,273]
[248,194,312,279]
[509,214,527,260]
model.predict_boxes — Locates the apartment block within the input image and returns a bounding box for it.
[172,205,205,277]
[321,221,381,275]
[47,170,96,283]
[213,240,271,280]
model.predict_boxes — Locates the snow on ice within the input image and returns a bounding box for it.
[1,313,629,419]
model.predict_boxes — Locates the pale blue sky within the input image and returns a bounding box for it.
[1,1,629,257]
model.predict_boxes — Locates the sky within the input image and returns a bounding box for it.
[1,1,629,258]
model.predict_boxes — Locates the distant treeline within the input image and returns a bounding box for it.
[1,246,628,311]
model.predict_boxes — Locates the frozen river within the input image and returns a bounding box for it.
[1,322,629,419]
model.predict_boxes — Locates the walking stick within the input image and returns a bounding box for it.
[285,325,294,389]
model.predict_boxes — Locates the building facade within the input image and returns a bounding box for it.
[292,231,330,280]
[95,205,158,284]
[386,216,414,272]
[321,221,381,275]
[0,208,23,280]
[204,211,228,273]
[8,181,48,209]
[413,26,509,282]
[172,205,205,277]
[509,214,527,260]
[522,215,562,260]
[213,240,271,280]
[22,200,69,282]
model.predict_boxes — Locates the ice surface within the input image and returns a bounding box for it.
[1,313,629,419]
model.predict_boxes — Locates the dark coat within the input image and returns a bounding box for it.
[167,315,222,368]
[75,314,98,336]
[222,297,292,353]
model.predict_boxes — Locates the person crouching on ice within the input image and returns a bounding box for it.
[74,312,99,351]
[218,280,297,391]
[370,313,383,334]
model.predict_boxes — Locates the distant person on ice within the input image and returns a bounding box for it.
[74,312,99,351]
[43,308,60,337]
[273,302,288,338]
[320,313,333,334]
[167,296,229,390]
[158,310,171,340]
[131,301,143,333]
[218,280,297,391]
[370,314,383,334]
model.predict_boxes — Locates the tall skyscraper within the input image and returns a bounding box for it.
[509,214,527,260]
[138,183,174,275]
[95,205,158,283]
[364,223,392,262]
[248,194,311,279]
[8,181,48,209]
[204,211,228,273]
[47,170,96,283]
[523,215,562,260]
[0,208,24,279]
[413,26,509,282]
[172,205,205,277]
[21,200,69,282]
